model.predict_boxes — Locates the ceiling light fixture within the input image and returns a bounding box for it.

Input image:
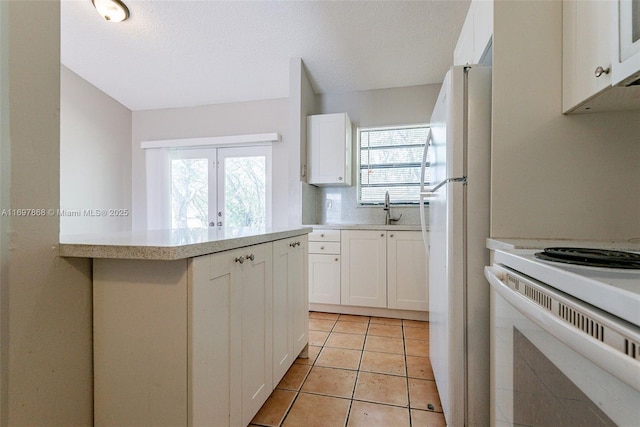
[92,0,130,22]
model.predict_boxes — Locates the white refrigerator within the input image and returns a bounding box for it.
[419,65,491,427]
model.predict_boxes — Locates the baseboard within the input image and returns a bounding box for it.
[309,303,429,321]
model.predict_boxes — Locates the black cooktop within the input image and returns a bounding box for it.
[534,247,640,269]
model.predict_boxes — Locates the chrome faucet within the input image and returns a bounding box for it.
[383,191,402,225]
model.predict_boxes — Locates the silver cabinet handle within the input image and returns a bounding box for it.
[235,256,245,264]
[595,66,610,77]
[335,258,339,262]
[289,241,301,248]
[320,246,325,250]
[247,254,255,261]
[338,176,343,181]
[321,233,325,237]
[380,233,384,237]
[390,234,394,238]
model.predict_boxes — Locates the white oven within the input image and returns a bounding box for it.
[485,246,640,426]
[612,0,640,85]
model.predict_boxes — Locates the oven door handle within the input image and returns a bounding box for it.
[485,266,640,393]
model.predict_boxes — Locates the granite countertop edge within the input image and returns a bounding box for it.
[59,227,312,261]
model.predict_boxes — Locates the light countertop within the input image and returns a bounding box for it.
[487,238,640,252]
[305,224,422,231]
[59,226,312,260]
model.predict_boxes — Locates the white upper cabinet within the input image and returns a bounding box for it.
[562,0,640,113]
[307,113,352,186]
[454,0,493,66]
[611,0,640,86]
[563,0,612,113]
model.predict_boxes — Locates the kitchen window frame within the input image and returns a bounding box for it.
[356,123,430,207]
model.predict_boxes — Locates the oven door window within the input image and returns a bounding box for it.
[492,289,639,426]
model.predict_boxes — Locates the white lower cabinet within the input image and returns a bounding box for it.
[312,229,428,313]
[192,243,273,427]
[308,254,341,304]
[94,236,308,427]
[340,230,387,308]
[189,253,236,426]
[236,244,273,426]
[387,231,428,311]
[272,236,308,387]
[308,229,341,304]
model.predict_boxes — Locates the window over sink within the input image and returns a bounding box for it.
[357,124,430,205]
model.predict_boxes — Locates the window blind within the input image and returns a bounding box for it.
[358,125,430,205]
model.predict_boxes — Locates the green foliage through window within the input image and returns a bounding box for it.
[358,125,430,205]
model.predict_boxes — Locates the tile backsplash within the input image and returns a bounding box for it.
[307,186,424,226]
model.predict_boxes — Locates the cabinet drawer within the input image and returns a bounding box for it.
[309,229,341,242]
[309,241,340,254]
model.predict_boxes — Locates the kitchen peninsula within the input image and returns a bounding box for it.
[60,226,311,427]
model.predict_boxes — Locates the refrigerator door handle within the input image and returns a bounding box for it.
[419,129,433,193]
[419,194,429,253]
[423,176,467,194]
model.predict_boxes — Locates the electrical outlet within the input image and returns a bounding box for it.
[325,200,332,210]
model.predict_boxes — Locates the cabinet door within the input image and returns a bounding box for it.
[272,239,293,386]
[473,0,493,63]
[562,0,611,113]
[387,231,428,311]
[291,236,309,357]
[189,254,237,427]
[237,243,273,427]
[341,230,387,308]
[307,113,352,186]
[272,236,309,387]
[453,2,475,65]
[309,254,341,304]
[454,0,493,66]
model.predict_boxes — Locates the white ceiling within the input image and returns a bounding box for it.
[61,0,470,111]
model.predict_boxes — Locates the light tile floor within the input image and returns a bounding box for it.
[250,312,446,427]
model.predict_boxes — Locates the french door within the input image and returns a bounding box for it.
[169,146,271,229]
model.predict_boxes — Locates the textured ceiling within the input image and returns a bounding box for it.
[61,0,470,111]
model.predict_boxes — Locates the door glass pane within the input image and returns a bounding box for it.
[633,0,640,43]
[223,156,265,228]
[171,158,208,228]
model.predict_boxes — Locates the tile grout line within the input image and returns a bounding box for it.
[274,313,442,427]
[401,321,413,426]
[276,315,328,427]
[343,317,368,427]
[277,317,333,427]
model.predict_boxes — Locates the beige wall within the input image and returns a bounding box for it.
[317,84,440,128]
[290,58,321,225]
[309,84,440,225]
[131,97,291,229]
[4,1,93,425]
[492,0,640,240]
[60,65,132,235]
[0,1,9,423]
